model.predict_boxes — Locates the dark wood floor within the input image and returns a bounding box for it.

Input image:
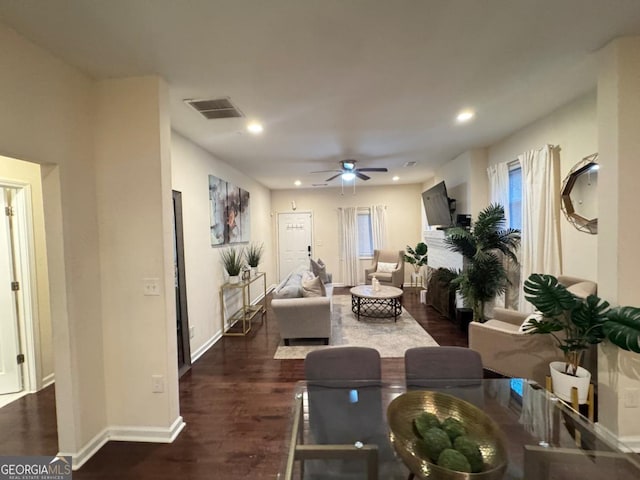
[0,287,470,479]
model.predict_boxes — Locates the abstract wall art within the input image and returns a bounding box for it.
[209,175,250,245]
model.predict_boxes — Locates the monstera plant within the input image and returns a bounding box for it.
[523,273,640,376]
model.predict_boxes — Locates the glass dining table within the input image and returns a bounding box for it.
[278,379,640,480]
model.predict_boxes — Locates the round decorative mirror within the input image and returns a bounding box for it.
[561,153,598,234]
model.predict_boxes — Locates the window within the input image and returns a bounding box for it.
[508,166,522,231]
[357,211,373,257]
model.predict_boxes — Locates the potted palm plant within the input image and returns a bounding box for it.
[220,246,245,284]
[245,242,264,276]
[523,273,640,402]
[442,204,521,322]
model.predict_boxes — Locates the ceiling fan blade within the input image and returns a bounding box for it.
[355,172,370,181]
[326,173,342,181]
[311,169,341,174]
[357,167,388,172]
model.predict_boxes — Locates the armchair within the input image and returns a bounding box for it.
[468,275,596,385]
[364,249,405,288]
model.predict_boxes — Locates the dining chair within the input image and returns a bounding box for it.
[303,347,387,478]
[404,346,484,407]
[304,346,381,387]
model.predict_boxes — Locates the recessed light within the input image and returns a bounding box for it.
[456,110,475,123]
[392,176,400,181]
[294,180,301,186]
[247,121,263,134]
[341,172,356,181]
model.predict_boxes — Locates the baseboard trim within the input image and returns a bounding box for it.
[42,373,55,389]
[109,416,186,443]
[191,332,222,363]
[595,423,640,452]
[59,428,110,471]
[60,416,186,470]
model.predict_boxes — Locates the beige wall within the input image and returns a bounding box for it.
[488,91,598,280]
[0,22,104,455]
[0,23,185,463]
[171,133,274,356]
[95,77,180,430]
[271,184,423,285]
[597,36,640,446]
[0,156,53,388]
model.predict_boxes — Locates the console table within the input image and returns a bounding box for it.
[220,272,266,336]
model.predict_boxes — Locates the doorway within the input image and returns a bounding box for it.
[277,212,313,281]
[173,190,191,376]
[0,182,43,404]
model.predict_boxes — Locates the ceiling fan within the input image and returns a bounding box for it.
[313,160,388,182]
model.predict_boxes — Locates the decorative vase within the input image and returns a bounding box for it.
[549,361,591,404]
[250,266,257,276]
[229,275,240,284]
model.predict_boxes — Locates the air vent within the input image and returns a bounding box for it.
[184,97,244,120]
[312,183,328,187]
[404,161,417,167]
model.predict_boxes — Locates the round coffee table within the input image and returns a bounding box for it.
[350,285,403,321]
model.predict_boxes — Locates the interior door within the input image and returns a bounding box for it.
[173,191,191,377]
[0,189,23,394]
[277,212,313,281]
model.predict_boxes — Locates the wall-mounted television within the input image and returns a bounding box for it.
[422,181,453,227]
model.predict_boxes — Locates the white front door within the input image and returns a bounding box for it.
[277,212,313,281]
[0,189,23,394]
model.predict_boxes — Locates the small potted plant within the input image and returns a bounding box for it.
[220,246,244,284]
[523,273,640,402]
[245,242,264,276]
[404,242,428,274]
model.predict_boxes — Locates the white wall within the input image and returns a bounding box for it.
[271,184,423,285]
[0,156,53,388]
[171,133,274,358]
[488,91,598,280]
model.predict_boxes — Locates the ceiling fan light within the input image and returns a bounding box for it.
[342,161,355,170]
[341,172,356,181]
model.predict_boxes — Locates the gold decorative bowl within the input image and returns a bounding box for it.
[387,390,508,480]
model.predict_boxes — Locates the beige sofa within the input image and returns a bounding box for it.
[270,269,333,345]
[468,275,597,385]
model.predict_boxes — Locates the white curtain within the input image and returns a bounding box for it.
[370,204,387,250]
[487,162,511,225]
[338,207,359,286]
[487,162,512,309]
[518,145,562,312]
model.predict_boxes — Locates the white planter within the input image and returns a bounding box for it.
[549,361,591,404]
[250,266,257,276]
[229,275,240,284]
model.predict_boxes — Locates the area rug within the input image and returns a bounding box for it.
[273,295,439,359]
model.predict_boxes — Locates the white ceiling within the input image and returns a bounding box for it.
[2,0,640,190]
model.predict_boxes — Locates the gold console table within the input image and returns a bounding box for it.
[220,272,266,336]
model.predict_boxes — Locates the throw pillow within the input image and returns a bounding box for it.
[310,258,329,283]
[518,312,541,334]
[376,262,397,273]
[301,275,326,297]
